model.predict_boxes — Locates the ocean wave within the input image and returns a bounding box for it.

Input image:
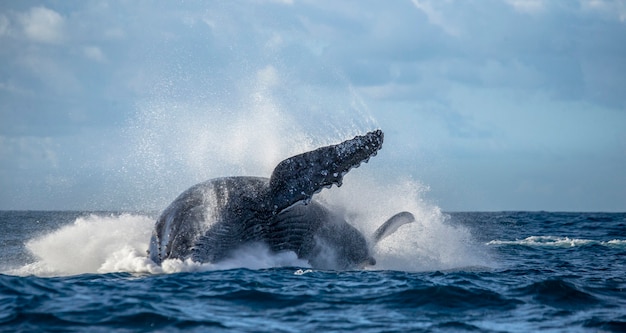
[513,279,599,309]
[486,236,626,248]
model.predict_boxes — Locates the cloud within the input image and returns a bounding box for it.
[103,27,126,40]
[17,53,81,95]
[505,0,545,14]
[410,0,460,36]
[581,0,626,21]
[18,6,65,44]
[0,81,32,96]
[0,0,624,211]
[258,0,294,4]
[0,14,10,37]
[83,46,107,63]
[0,136,59,169]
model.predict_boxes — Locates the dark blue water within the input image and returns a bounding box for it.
[1,211,625,332]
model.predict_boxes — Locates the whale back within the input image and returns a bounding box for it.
[148,177,270,265]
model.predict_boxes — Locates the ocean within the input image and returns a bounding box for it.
[1,210,624,332]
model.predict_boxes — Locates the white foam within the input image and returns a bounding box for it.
[606,239,626,247]
[486,236,626,248]
[159,243,310,273]
[316,175,491,272]
[12,214,155,276]
[294,269,314,275]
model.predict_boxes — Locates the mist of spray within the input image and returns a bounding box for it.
[112,64,376,211]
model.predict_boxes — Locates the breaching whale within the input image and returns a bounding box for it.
[148,130,415,270]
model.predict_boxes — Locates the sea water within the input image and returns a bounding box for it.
[1,57,624,332]
[1,210,624,332]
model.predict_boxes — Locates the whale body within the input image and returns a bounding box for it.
[148,130,414,270]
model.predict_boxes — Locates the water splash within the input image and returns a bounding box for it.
[13,214,155,276]
[113,64,376,211]
[316,175,489,271]
[12,65,487,276]
[487,236,626,248]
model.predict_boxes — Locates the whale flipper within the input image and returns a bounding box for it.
[372,211,415,243]
[268,130,384,214]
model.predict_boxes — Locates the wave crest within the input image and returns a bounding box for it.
[487,236,626,248]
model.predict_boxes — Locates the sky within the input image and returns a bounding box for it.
[1,0,625,212]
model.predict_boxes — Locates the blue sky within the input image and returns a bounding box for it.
[1,0,625,211]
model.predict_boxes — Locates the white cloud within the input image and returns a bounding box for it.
[18,6,65,44]
[410,0,460,36]
[1,1,624,211]
[0,14,10,37]
[83,45,107,63]
[255,0,294,4]
[581,0,626,22]
[202,17,217,30]
[104,27,126,40]
[505,0,545,14]
[0,136,59,169]
[17,54,81,94]
[0,81,32,96]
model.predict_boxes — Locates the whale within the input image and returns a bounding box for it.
[147,130,415,270]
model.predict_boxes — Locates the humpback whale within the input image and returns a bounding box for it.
[148,130,414,270]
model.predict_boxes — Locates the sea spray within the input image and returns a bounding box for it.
[113,65,374,211]
[316,174,490,271]
[16,214,154,276]
[487,236,626,248]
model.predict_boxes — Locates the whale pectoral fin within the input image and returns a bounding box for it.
[268,130,384,214]
[372,211,415,243]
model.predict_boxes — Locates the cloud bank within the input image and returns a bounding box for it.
[0,0,624,211]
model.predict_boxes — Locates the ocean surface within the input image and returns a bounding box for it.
[1,210,625,332]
